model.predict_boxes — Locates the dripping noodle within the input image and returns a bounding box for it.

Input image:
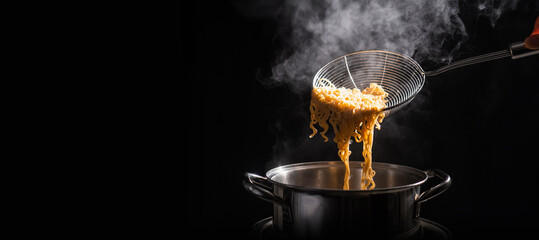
[309,82,387,190]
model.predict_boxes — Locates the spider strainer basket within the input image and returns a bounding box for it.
[313,50,425,116]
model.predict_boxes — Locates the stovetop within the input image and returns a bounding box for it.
[250,217,451,240]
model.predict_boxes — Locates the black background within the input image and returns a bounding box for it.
[186,1,538,238]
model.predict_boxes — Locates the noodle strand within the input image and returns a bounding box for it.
[309,82,387,190]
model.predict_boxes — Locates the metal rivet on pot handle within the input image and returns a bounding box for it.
[416,169,452,204]
[243,173,287,207]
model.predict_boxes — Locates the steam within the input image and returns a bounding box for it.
[476,0,521,27]
[268,0,468,93]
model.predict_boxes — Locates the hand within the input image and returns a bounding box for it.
[524,17,539,50]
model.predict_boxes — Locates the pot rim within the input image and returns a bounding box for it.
[265,161,429,194]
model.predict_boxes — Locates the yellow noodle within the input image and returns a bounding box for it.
[309,82,387,190]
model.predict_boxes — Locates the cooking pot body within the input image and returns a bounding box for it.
[244,161,451,240]
[273,184,420,239]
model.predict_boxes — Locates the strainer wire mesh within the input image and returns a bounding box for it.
[313,50,425,115]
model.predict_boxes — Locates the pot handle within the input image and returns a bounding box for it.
[243,173,287,207]
[416,169,452,204]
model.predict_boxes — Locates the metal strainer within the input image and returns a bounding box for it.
[313,42,538,116]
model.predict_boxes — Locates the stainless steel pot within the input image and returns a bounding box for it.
[243,161,451,239]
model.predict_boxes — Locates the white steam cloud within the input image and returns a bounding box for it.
[476,0,521,27]
[268,0,468,93]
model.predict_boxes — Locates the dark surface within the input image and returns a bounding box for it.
[186,1,538,238]
[249,217,450,240]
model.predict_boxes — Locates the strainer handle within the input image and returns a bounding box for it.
[425,49,510,76]
[510,42,539,59]
[426,17,539,77]
[425,43,538,77]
